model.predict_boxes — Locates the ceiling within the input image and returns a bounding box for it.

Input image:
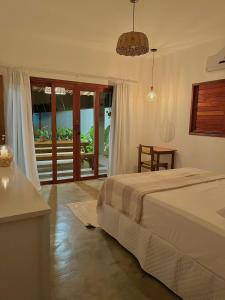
[0,0,225,54]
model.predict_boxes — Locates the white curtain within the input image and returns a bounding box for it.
[109,82,135,175]
[4,69,40,190]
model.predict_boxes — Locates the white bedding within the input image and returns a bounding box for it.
[142,179,225,280]
[97,169,225,300]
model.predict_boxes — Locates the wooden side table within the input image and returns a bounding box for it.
[153,146,177,170]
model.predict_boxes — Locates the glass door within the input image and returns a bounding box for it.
[31,77,113,184]
[79,87,113,179]
[32,82,78,184]
[54,85,75,181]
[80,90,96,178]
[98,89,112,175]
[31,83,54,183]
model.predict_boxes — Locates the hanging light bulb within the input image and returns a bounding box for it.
[147,48,157,102]
[147,86,157,101]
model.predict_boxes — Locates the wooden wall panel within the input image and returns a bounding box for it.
[0,75,5,145]
[189,79,225,137]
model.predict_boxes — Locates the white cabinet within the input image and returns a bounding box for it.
[0,165,51,300]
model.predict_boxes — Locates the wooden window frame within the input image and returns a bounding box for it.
[189,79,225,138]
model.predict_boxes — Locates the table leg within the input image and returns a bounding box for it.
[156,153,160,171]
[171,152,175,169]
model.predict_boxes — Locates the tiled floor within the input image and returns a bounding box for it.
[40,180,180,300]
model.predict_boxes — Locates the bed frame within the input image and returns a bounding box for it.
[98,204,225,300]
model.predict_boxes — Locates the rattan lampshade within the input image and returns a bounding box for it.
[116,0,149,57]
[116,31,149,56]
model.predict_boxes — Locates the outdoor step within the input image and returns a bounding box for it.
[38,167,108,181]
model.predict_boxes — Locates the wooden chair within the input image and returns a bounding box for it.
[138,144,168,172]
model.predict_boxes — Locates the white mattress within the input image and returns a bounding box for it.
[141,179,225,280]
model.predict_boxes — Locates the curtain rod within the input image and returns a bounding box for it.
[0,64,138,84]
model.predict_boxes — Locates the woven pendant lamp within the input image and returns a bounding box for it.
[116,0,149,57]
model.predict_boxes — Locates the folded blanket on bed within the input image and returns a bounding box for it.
[98,168,225,223]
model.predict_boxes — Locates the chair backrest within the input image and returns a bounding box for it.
[141,145,153,155]
[138,144,154,172]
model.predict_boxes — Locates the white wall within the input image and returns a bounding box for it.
[141,38,225,172]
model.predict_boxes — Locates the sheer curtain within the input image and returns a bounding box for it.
[4,69,40,190]
[109,82,135,175]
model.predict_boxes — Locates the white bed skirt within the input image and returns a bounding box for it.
[98,204,225,300]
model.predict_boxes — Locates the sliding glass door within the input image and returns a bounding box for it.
[31,77,113,184]
[32,83,54,182]
[55,85,74,181]
[80,90,96,178]
[99,90,112,175]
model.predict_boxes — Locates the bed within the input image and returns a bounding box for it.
[97,168,225,300]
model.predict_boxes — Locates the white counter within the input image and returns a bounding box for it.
[0,164,51,300]
[0,164,50,223]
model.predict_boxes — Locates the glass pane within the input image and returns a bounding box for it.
[80,91,95,177]
[99,91,112,175]
[56,87,74,180]
[32,85,53,182]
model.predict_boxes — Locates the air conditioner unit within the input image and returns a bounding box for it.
[206,47,225,72]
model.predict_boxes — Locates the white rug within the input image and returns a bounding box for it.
[67,200,99,228]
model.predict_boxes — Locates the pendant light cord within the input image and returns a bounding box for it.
[152,51,155,87]
[133,2,135,31]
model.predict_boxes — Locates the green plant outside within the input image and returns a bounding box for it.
[57,127,73,141]
[81,126,94,153]
[34,126,51,141]
[104,125,110,156]
[35,126,110,156]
